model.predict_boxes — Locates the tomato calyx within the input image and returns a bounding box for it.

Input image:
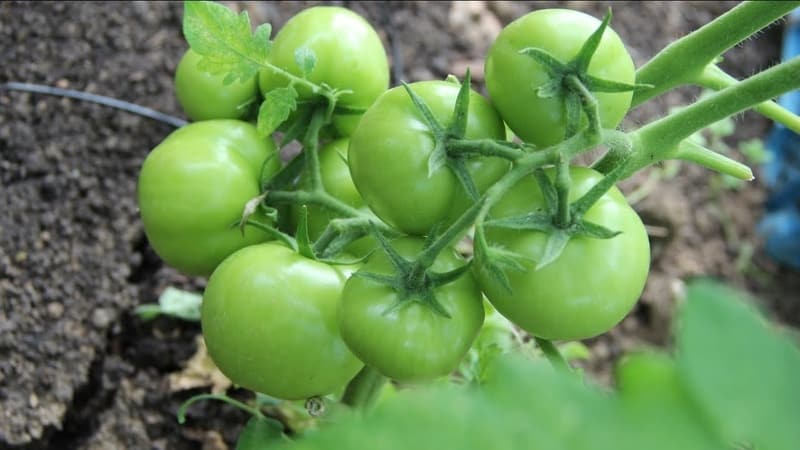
[353,227,473,319]
[518,10,649,135]
[402,70,486,200]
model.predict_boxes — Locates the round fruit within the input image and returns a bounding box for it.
[202,242,363,400]
[348,80,509,235]
[485,9,636,147]
[137,120,280,276]
[475,166,650,340]
[175,49,259,121]
[339,238,485,382]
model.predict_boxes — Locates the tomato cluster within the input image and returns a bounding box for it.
[137,5,650,407]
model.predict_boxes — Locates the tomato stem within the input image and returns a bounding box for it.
[626,56,800,177]
[302,108,328,192]
[632,0,800,107]
[341,366,388,411]
[177,393,264,424]
[696,64,800,134]
[554,156,572,228]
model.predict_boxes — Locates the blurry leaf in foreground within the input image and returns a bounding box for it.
[676,278,800,450]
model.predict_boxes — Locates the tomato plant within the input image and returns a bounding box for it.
[201,242,363,400]
[339,238,484,382]
[175,48,260,121]
[485,9,636,147]
[137,120,281,276]
[348,80,509,235]
[126,1,800,447]
[475,166,650,341]
[258,6,389,137]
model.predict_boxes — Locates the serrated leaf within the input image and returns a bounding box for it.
[294,46,317,77]
[182,1,271,84]
[677,279,800,450]
[535,230,570,270]
[257,87,298,137]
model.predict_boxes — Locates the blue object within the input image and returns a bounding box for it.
[757,8,800,269]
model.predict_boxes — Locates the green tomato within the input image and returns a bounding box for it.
[348,80,509,235]
[259,6,389,137]
[175,49,259,121]
[290,138,377,257]
[202,242,363,400]
[339,238,485,382]
[475,166,650,341]
[485,9,635,147]
[137,120,280,276]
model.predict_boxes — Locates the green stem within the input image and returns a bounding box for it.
[177,394,262,424]
[696,64,800,134]
[533,337,571,373]
[554,157,571,227]
[447,138,527,161]
[673,140,753,181]
[341,366,388,411]
[632,0,800,107]
[303,109,327,192]
[627,56,800,176]
[268,190,364,220]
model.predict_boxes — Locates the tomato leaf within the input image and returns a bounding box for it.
[535,229,570,270]
[294,46,317,77]
[676,278,800,450]
[257,87,299,137]
[401,81,445,135]
[236,416,285,450]
[135,287,202,322]
[182,1,271,85]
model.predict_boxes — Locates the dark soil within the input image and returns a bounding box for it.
[1,1,797,449]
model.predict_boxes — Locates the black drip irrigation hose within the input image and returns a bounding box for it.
[1,82,188,128]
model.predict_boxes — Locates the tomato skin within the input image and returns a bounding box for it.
[485,9,635,147]
[475,166,650,341]
[175,49,259,121]
[201,242,363,400]
[348,80,509,235]
[290,138,377,256]
[339,238,485,382]
[259,6,389,136]
[137,120,280,277]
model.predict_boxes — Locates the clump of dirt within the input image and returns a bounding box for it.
[1,1,796,448]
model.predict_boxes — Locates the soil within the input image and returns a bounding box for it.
[1,1,797,449]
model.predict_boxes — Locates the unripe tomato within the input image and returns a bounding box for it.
[339,238,485,382]
[175,49,259,121]
[137,120,280,276]
[485,9,635,147]
[348,80,509,235]
[202,242,363,400]
[259,6,389,137]
[475,166,650,341]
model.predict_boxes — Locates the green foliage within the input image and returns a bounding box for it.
[134,287,202,322]
[274,279,799,450]
[182,1,272,85]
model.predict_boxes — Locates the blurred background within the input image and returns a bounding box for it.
[1,1,797,449]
